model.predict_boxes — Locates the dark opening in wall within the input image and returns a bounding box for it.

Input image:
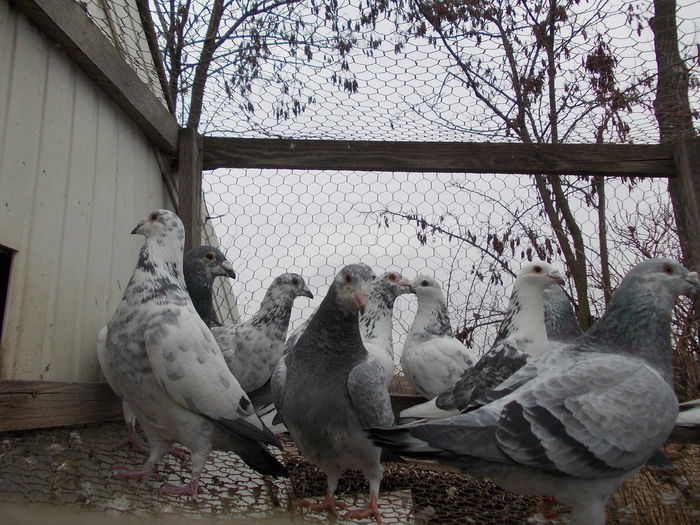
[0,245,14,344]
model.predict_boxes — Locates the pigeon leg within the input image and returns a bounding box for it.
[161,446,208,499]
[113,438,168,483]
[115,420,149,454]
[168,446,190,458]
[345,477,383,524]
[297,474,346,516]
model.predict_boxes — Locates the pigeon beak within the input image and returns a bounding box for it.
[400,279,414,294]
[548,270,565,285]
[301,287,314,299]
[131,218,147,235]
[353,290,369,313]
[220,260,236,279]
[684,271,700,296]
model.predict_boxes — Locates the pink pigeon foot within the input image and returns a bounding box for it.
[116,431,148,454]
[161,478,200,499]
[539,495,558,522]
[168,446,190,458]
[112,464,164,483]
[297,494,347,516]
[345,494,383,524]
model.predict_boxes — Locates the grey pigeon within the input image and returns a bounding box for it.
[96,209,287,498]
[214,273,313,393]
[273,263,394,522]
[400,261,564,420]
[400,275,479,399]
[542,284,583,349]
[669,398,700,443]
[369,258,699,525]
[183,245,236,327]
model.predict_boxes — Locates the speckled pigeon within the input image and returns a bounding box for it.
[273,263,394,522]
[97,209,287,498]
[214,273,313,393]
[400,261,564,420]
[400,275,479,399]
[183,245,236,327]
[369,258,699,525]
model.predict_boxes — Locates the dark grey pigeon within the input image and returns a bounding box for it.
[183,245,236,327]
[543,284,583,349]
[369,258,699,525]
[400,261,564,420]
[96,209,287,498]
[273,263,394,522]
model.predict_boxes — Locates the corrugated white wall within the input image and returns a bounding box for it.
[0,2,170,382]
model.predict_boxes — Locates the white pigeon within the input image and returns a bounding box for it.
[400,261,564,420]
[214,273,313,393]
[370,258,699,525]
[97,209,287,497]
[272,264,395,522]
[400,275,479,399]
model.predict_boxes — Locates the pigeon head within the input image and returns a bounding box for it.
[332,263,376,314]
[517,260,564,288]
[272,273,314,299]
[411,275,444,302]
[131,209,184,244]
[615,258,700,302]
[372,271,414,301]
[184,246,236,282]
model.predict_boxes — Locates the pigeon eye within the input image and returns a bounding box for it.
[421,280,429,287]
[205,252,215,261]
[663,264,674,274]
[345,274,353,284]
[388,273,397,281]
[150,212,159,221]
[292,277,299,286]
[533,265,542,273]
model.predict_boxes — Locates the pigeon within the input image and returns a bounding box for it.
[542,283,583,349]
[273,263,394,522]
[369,258,699,525]
[183,245,236,327]
[214,272,313,393]
[358,271,414,386]
[280,271,412,386]
[400,261,564,420]
[97,209,287,497]
[98,245,237,455]
[400,275,479,399]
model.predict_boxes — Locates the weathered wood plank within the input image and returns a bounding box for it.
[10,0,178,154]
[202,137,677,177]
[0,380,122,431]
[672,139,700,271]
[178,127,203,252]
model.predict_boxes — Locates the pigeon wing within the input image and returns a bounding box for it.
[348,355,395,428]
[495,353,678,477]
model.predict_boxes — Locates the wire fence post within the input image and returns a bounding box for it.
[177,127,203,251]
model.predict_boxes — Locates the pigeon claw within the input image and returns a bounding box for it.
[161,479,200,500]
[345,496,383,524]
[297,495,347,516]
[112,465,164,483]
[115,433,149,454]
[168,446,190,458]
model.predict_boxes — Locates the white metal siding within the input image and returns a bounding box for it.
[0,2,169,381]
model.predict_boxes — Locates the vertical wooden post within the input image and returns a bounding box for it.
[673,138,700,271]
[177,127,203,251]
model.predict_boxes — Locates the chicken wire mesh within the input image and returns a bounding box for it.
[1,422,699,524]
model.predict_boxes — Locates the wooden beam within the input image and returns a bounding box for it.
[0,380,122,432]
[202,137,676,177]
[10,0,179,154]
[178,127,203,251]
[672,138,700,272]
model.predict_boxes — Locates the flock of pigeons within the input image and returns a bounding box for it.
[97,209,700,525]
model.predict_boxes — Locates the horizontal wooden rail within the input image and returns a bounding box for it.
[202,137,679,177]
[0,380,122,431]
[11,0,179,154]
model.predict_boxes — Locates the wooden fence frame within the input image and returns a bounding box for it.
[2,0,698,432]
